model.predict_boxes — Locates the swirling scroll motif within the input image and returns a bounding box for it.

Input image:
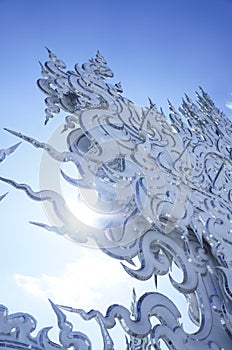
[57,292,184,348]
[55,270,232,350]
[0,304,60,350]
[1,50,232,349]
[121,229,208,294]
[38,48,128,125]
[2,100,194,248]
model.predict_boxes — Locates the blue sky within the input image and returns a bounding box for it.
[0,0,232,346]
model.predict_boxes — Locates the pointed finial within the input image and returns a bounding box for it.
[45,47,66,68]
[199,85,205,94]
[167,99,176,113]
[38,61,49,77]
[0,140,21,163]
[0,192,8,202]
[184,93,192,104]
[96,50,107,64]
[148,97,156,109]
[45,47,56,61]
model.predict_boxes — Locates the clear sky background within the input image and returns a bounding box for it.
[0,0,232,347]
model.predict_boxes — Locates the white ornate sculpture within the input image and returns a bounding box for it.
[0,49,232,349]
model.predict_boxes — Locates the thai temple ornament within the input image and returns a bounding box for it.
[1,49,232,349]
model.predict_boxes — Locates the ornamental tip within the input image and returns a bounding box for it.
[4,128,20,137]
[4,141,21,156]
[29,221,44,227]
[48,298,55,307]
[160,107,165,116]
[167,99,175,111]
[95,50,107,64]
[0,192,8,201]
[96,50,104,57]
[183,93,192,104]
[45,47,55,60]
[45,47,59,64]
[199,85,204,93]
[45,46,52,54]
[148,97,155,108]
[38,61,49,77]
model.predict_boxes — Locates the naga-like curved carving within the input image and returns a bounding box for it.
[1,49,232,349]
